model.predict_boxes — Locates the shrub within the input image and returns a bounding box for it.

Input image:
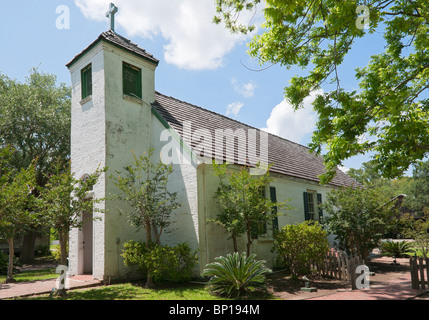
[122,241,198,283]
[0,251,8,275]
[272,221,330,277]
[380,240,414,258]
[51,245,62,263]
[35,245,51,257]
[202,252,271,298]
[322,186,394,263]
[0,251,20,275]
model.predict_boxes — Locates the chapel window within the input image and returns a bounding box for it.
[304,190,323,222]
[123,62,142,99]
[251,186,279,239]
[81,64,92,100]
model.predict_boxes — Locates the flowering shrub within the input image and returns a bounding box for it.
[122,241,198,283]
[273,221,330,277]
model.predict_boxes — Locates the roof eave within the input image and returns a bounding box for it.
[66,34,159,69]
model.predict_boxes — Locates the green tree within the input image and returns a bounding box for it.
[323,186,394,263]
[401,208,429,258]
[348,161,387,186]
[347,160,416,238]
[110,149,182,287]
[214,0,429,183]
[403,160,429,216]
[0,68,71,186]
[212,162,288,255]
[41,161,105,268]
[0,68,71,262]
[348,160,413,199]
[0,147,37,283]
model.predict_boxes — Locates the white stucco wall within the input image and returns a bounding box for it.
[69,39,201,281]
[197,163,336,269]
[152,116,200,249]
[102,44,155,280]
[69,42,106,279]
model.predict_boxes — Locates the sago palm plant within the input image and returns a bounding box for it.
[202,252,271,298]
[380,240,414,258]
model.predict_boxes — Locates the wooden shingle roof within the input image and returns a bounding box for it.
[152,92,357,188]
[66,31,159,68]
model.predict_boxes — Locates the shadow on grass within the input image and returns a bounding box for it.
[25,281,276,301]
[0,269,57,284]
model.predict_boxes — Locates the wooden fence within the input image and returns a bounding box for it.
[313,250,363,281]
[410,256,429,290]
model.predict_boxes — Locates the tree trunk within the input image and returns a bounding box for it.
[145,222,152,244]
[152,222,160,245]
[362,247,369,265]
[246,230,252,256]
[6,238,16,283]
[20,230,38,264]
[146,274,155,288]
[232,235,238,253]
[144,225,155,288]
[350,262,359,290]
[58,231,69,266]
[56,231,69,297]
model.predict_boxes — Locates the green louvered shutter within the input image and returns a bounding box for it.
[303,192,310,221]
[123,62,142,99]
[317,193,323,222]
[81,64,92,100]
[270,186,279,231]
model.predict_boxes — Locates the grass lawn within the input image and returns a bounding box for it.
[2,254,275,301]
[19,281,275,300]
[10,274,276,300]
[22,282,226,300]
[0,268,58,284]
[1,266,226,300]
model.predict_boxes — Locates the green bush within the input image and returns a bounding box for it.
[50,245,61,263]
[380,240,414,258]
[0,251,20,275]
[202,252,271,298]
[272,221,330,277]
[0,251,8,275]
[35,245,51,257]
[122,241,198,283]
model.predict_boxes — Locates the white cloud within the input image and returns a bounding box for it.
[261,90,323,144]
[74,0,258,70]
[226,102,244,117]
[231,78,257,98]
[338,165,349,173]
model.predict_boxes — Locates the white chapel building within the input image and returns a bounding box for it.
[66,16,356,281]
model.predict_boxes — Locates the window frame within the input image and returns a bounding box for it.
[307,191,316,221]
[252,186,279,240]
[81,64,92,101]
[304,190,323,222]
[122,62,142,99]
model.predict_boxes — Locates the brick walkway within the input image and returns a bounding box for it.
[0,275,101,300]
[307,274,425,300]
[307,257,428,300]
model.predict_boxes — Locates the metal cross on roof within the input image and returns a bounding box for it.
[106,3,118,32]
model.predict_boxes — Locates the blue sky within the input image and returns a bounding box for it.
[0,0,390,172]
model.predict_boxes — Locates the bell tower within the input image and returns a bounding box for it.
[66,3,159,280]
